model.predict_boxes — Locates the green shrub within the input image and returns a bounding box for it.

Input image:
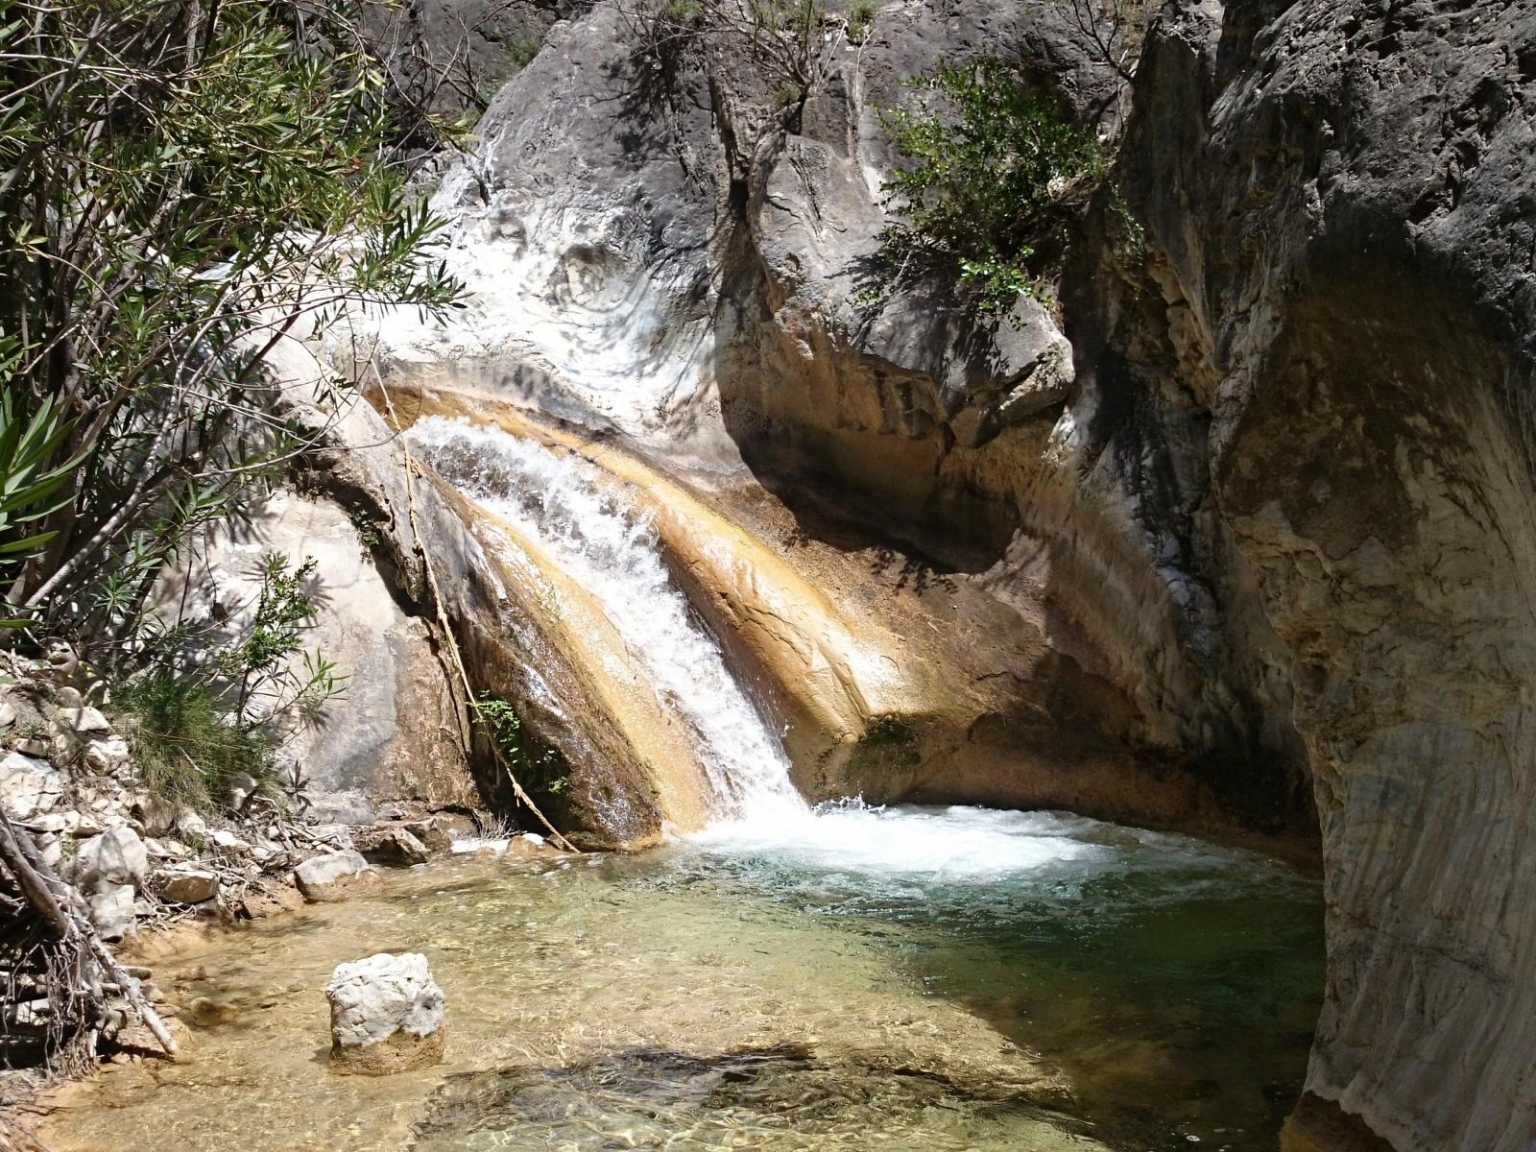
[868,58,1103,314]
[506,37,542,70]
[0,0,461,640]
[473,692,568,798]
[122,550,346,812]
[847,0,878,41]
[115,675,272,813]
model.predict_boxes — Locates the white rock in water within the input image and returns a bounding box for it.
[153,865,220,904]
[74,825,149,893]
[293,849,378,902]
[326,952,445,1074]
[89,883,137,942]
[0,752,62,821]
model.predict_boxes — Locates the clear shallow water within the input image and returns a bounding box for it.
[673,802,1324,1150]
[41,804,1321,1152]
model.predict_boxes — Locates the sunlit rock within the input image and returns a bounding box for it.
[326,952,445,1075]
[294,850,379,903]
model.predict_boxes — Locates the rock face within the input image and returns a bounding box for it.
[0,753,63,821]
[326,952,446,1075]
[74,826,149,893]
[153,490,473,807]
[345,0,1312,844]
[332,2,1536,1147]
[1089,4,1536,1150]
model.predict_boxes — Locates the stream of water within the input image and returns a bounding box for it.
[40,810,1321,1152]
[38,418,1323,1151]
[410,415,805,821]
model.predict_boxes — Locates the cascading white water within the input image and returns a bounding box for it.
[409,415,807,823]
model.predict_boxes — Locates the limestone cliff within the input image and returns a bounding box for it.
[340,1,1535,1148]
[1108,4,1536,1149]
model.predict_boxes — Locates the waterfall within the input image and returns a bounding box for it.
[409,415,807,823]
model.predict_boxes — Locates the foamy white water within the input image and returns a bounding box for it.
[410,416,806,821]
[689,800,1101,880]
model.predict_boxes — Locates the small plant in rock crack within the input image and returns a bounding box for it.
[506,37,541,71]
[348,505,383,556]
[846,0,878,41]
[472,692,569,796]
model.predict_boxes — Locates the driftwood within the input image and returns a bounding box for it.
[0,807,176,1070]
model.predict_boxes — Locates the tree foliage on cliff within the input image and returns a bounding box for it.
[0,0,459,648]
[869,58,1103,314]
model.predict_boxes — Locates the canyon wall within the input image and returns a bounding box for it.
[338,1,1535,1147]
[1114,5,1536,1148]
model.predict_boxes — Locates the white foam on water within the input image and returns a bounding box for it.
[409,416,806,822]
[690,801,1103,881]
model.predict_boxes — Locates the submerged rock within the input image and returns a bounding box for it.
[326,952,445,1075]
[294,850,378,902]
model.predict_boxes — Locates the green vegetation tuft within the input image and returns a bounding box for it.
[115,674,272,814]
[866,58,1104,315]
[847,0,878,42]
[473,692,568,798]
[121,550,346,813]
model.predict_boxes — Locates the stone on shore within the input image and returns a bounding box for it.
[0,752,63,821]
[356,825,431,867]
[326,952,445,1075]
[74,825,149,892]
[153,865,220,904]
[89,883,137,942]
[293,850,378,902]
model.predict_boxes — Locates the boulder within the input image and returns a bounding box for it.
[0,752,63,821]
[74,826,149,893]
[58,705,111,734]
[294,850,378,902]
[325,952,445,1075]
[82,735,131,774]
[174,808,208,841]
[226,771,258,812]
[88,883,137,942]
[399,817,453,855]
[132,794,177,836]
[153,866,220,904]
[356,825,431,867]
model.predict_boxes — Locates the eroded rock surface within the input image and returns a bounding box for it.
[321,2,1536,1147]
[326,951,446,1075]
[1101,4,1536,1149]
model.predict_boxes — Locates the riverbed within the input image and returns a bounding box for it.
[39,803,1322,1152]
